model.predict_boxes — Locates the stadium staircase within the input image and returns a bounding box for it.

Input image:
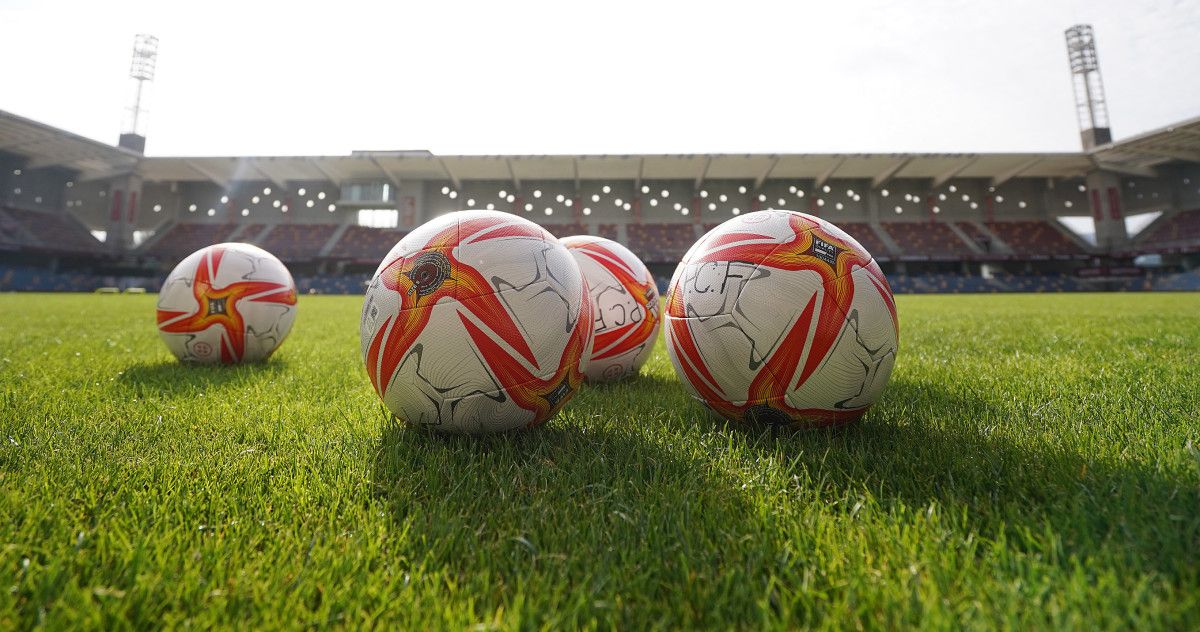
[944,222,986,256]
[955,221,1015,256]
[865,222,902,257]
[320,223,352,257]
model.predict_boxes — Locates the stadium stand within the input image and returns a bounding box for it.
[256,223,338,261]
[838,222,890,257]
[327,226,408,261]
[627,223,696,263]
[233,224,269,243]
[984,221,1086,256]
[143,223,238,261]
[0,209,26,247]
[955,222,994,253]
[2,206,103,253]
[1136,209,1200,249]
[297,273,369,295]
[882,222,974,258]
[1154,269,1200,290]
[597,224,619,241]
[0,264,95,292]
[538,223,589,239]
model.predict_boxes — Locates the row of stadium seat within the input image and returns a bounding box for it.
[1136,208,1200,249]
[883,222,976,258]
[0,206,105,254]
[141,221,626,264]
[4,210,1195,265]
[135,218,1099,265]
[6,261,1197,294]
[984,221,1085,256]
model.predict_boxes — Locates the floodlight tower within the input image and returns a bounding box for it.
[106,34,157,254]
[1064,25,1111,150]
[120,34,159,154]
[1066,25,1126,251]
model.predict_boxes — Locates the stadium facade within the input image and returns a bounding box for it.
[1,108,1199,294]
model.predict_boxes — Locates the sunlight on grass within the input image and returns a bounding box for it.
[1,292,1198,628]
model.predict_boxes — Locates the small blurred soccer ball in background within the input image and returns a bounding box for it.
[360,211,591,434]
[664,210,898,428]
[156,243,298,363]
[561,235,661,382]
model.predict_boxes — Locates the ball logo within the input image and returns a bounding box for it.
[807,235,841,268]
[193,341,212,357]
[406,251,451,297]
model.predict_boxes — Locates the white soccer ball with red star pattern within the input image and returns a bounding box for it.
[664,210,898,428]
[561,235,660,382]
[156,243,298,363]
[360,210,592,434]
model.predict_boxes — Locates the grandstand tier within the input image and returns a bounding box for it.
[1136,209,1200,251]
[256,223,338,261]
[985,221,1086,257]
[327,225,409,262]
[142,223,238,261]
[883,221,976,259]
[627,223,697,263]
[1,206,103,254]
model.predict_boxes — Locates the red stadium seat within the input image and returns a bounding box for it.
[256,223,339,261]
[882,222,974,257]
[327,226,409,262]
[985,221,1085,256]
[1137,209,1200,248]
[2,206,104,254]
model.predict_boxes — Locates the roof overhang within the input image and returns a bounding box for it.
[0,109,141,177]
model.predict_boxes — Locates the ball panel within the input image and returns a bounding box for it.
[783,263,898,412]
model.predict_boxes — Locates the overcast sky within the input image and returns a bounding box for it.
[2,0,1197,157]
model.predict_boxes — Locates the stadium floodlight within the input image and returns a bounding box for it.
[1065,25,1112,148]
[121,34,158,151]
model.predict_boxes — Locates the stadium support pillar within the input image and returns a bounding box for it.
[865,189,881,222]
[1085,171,1128,252]
[106,174,143,254]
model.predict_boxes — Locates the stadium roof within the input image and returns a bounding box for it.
[135,153,1098,189]
[1091,115,1200,174]
[0,110,140,177]
[2,108,1196,186]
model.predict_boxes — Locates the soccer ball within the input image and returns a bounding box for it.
[360,210,592,434]
[664,210,898,427]
[561,235,661,382]
[156,243,298,363]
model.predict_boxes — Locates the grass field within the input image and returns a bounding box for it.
[1,292,1198,629]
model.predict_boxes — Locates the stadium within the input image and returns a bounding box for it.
[3,111,1200,294]
[2,10,1199,630]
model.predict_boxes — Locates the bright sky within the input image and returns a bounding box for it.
[2,0,1198,157]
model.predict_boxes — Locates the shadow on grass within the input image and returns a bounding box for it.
[118,359,289,397]
[723,377,1200,581]
[370,418,763,619]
